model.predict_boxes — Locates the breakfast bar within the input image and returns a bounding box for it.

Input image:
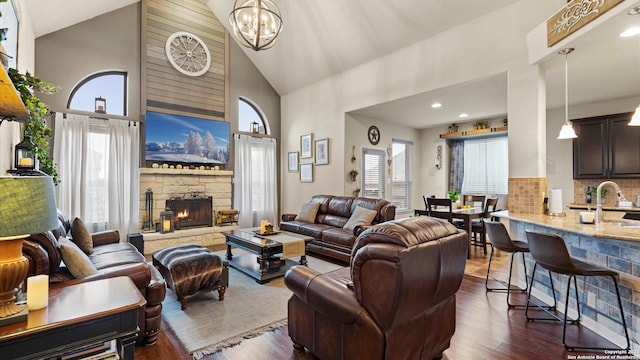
[492,210,639,350]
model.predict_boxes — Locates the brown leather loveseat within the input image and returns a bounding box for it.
[22,212,166,345]
[280,195,396,263]
[284,216,468,359]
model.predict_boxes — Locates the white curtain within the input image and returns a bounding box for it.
[54,113,140,240]
[108,121,140,236]
[233,134,278,228]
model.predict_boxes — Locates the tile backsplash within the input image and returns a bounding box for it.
[508,177,547,214]
[573,179,640,206]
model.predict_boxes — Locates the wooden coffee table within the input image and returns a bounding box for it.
[223,228,313,283]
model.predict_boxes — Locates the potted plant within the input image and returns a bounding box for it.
[473,121,489,130]
[349,169,358,182]
[353,188,361,197]
[448,190,460,209]
[589,187,608,204]
[447,123,458,133]
[9,69,60,184]
[503,118,508,127]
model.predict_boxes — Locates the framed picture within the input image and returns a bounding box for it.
[300,163,313,182]
[300,133,313,159]
[314,138,329,165]
[288,151,299,172]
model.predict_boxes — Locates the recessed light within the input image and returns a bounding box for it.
[620,26,640,37]
[431,102,442,108]
[459,113,469,118]
[628,6,640,15]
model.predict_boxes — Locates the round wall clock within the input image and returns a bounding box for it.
[165,31,211,77]
[368,125,380,145]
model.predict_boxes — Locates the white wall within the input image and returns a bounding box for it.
[345,114,420,215]
[280,0,559,213]
[0,0,36,174]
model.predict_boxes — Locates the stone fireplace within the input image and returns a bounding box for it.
[139,168,236,254]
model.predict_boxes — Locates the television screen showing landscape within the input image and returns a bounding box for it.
[145,111,230,164]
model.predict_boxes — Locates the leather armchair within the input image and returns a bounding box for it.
[22,212,166,345]
[285,216,468,359]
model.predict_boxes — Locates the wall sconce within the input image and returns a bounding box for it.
[251,121,260,134]
[94,96,106,114]
[159,207,174,234]
[15,135,36,170]
[435,145,443,170]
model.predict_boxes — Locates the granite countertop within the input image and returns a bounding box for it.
[492,209,640,242]
[569,203,640,212]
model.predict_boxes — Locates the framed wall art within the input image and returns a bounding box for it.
[300,133,313,159]
[300,163,313,182]
[288,151,299,172]
[314,138,329,165]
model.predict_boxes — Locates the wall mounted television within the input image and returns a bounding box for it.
[145,111,230,165]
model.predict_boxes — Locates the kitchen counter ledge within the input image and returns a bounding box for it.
[492,209,640,242]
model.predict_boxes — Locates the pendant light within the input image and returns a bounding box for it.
[628,7,640,126]
[229,0,283,51]
[557,48,578,139]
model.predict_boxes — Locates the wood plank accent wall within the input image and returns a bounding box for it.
[142,0,227,121]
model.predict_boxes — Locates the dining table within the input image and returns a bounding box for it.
[414,206,485,259]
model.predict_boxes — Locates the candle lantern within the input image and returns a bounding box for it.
[15,136,37,170]
[95,96,106,113]
[159,207,174,234]
[251,121,260,134]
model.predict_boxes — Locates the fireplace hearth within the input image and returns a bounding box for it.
[166,196,213,229]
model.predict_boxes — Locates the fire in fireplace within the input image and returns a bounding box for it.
[166,196,213,229]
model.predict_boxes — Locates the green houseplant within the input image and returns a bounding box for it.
[447,191,459,203]
[349,169,358,182]
[8,68,60,184]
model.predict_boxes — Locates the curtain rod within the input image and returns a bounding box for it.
[50,110,140,123]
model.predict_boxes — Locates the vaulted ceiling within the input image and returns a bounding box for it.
[21,0,640,128]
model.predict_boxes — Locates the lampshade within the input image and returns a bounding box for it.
[557,123,578,139]
[0,177,58,238]
[229,0,283,51]
[629,106,640,126]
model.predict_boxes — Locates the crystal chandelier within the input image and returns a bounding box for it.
[229,0,283,51]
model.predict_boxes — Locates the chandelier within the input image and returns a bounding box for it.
[229,0,283,51]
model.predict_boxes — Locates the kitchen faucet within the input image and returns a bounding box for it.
[595,181,628,224]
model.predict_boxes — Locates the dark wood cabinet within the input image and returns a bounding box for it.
[573,112,640,179]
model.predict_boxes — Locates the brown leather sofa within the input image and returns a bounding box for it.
[22,212,166,345]
[284,216,468,359]
[280,195,396,263]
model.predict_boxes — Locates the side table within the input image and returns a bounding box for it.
[0,276,146,360]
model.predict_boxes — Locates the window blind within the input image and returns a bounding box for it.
[391,140,412,209]
[362,149,385,199]
[460,136,508,195]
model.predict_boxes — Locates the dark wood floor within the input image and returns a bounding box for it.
[135,246,617,360]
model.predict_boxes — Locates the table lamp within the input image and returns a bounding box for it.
[0,176,58,326]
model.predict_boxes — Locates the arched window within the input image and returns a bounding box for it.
[238,97,269,135]
[67,71,127,116]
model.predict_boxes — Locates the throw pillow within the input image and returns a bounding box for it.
[59,238,98,278]
[295,202,320,223]
[343,206,378,231]
[71,217,93,255]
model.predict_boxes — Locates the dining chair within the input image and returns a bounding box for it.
[462,194,486,208]
[426,197,453,223]
[471,198,498,254]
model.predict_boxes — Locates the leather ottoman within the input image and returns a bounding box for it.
[152,244,228,310]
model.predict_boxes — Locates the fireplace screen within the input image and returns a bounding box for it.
[166,196,213,229]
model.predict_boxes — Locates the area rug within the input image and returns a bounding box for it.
[161,252,342,359]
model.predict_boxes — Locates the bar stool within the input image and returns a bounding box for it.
[484,220,548,308]
[524,230,630,351]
